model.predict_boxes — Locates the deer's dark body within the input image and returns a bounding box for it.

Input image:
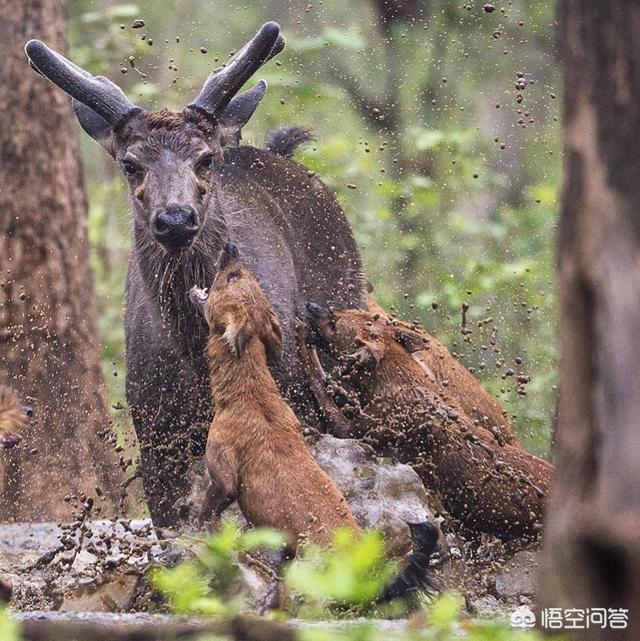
[126,145,364,524]
[25,22,365,525]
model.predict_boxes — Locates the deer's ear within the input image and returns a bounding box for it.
[219,81,267,147]
[73,100,114,150]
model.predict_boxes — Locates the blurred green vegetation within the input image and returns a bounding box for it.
[0,522,564,640]
[151,521,286,616]
[150,524,553,641]
[0,607,20,641]
[69,0,560,457]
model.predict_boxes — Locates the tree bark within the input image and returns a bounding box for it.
[541,1,640,638]
[0,0,123,520]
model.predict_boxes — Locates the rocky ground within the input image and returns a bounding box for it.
[2,436,540,626]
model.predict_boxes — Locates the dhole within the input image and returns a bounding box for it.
[0,385,28,497]
[365,301,515,446]
[306,305,552,539]
[0,385,29,602]
[190,244,359,551]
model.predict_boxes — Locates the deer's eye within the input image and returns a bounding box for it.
[196,153,214,174]
[226,270,241,283]
[121,159,141,176]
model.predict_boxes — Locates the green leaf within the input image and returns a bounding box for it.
[150,564,212,615]
[240,527,287,552]
[0,608,20,641]
[428,592,463,631]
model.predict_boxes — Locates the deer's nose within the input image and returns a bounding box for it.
[153,204,199,249]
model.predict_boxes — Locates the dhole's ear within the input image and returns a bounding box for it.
[219,81,267,147]
[347,334,386,371]
[222,313,281,362]
[223,318,253,359]
[393,327,429,353]
[264,312,283,365]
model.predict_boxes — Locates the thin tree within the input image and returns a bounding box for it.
[0,0,123,520]
[541,1,640,638]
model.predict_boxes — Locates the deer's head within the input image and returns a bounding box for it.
[25,23,284,254]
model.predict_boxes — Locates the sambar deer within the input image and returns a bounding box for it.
[25,23,366,525]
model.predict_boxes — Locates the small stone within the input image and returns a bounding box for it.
[131,19,145,29]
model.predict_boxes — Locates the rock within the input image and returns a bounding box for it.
[60,571,140,612]
[468,594,504,618]
[0,519,174,612]
[494,550,538,599]
[311,436,438,556]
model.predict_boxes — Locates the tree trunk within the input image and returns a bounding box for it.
[0,0,123,520]
[541,1,640,638]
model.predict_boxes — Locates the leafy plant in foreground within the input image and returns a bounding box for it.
[285,528,397,617]
[151,521,285,616]
[0,608,20,641]
[152,525,561,641]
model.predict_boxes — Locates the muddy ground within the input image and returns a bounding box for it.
[2,436,539,627]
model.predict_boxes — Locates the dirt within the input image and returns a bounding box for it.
[1,435,540,630]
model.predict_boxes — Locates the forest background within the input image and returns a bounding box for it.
[71,0,559,458]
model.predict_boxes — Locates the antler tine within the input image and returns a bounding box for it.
[188,22,284,120]
[266,33,286,62]
[25,40,140,128]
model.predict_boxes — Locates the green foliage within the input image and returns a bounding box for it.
[152,562,224,616]
[297,591,558,640]
[286,528,396,616]
[151,521,285,616]
[152,524,553,640]
[0,608,20,641]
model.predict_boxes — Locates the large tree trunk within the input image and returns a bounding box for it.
[0,0,123,520]
[541,1,640,638]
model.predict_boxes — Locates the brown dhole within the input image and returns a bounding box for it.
[190,244,359,552]
[0,385,27,497]
[307,306,553,539]
[366,300,515,446]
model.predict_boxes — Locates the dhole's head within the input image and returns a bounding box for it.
[306,304,428,371]
[190,243,282,362]
[0,386,31,449]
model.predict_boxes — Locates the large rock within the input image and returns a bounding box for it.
[311,435,439,556]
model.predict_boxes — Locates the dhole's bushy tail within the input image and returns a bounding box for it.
[379,521,439,607]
